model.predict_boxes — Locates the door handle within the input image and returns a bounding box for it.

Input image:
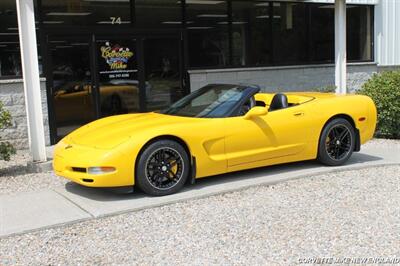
[293,112,304,117]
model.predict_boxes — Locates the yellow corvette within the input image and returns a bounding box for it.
[53,84,377,196]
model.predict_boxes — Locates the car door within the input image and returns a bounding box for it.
[224,104,313,167]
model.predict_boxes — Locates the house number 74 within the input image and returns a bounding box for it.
[110,17,122,24]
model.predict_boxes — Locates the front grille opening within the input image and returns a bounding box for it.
[72,167,87,173]
[82,178,94,183]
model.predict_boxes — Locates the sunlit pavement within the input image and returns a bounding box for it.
[1,145,399,238]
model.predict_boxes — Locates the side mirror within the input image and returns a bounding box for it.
[244,106,269,120]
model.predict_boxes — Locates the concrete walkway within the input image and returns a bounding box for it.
[1,146,399,238]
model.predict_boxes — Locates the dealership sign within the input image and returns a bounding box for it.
[101,42,134,71]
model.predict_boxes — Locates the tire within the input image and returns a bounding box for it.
[317,118,355,166]
[136,140,190,196]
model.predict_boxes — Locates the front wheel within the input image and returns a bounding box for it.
[317,118,355,166]
[136,140,190,196]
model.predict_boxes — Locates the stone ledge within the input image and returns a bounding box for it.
[188,62,378,74]
[26,160,53,173]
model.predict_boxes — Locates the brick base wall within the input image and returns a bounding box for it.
[189,62,378,93]
[0,79,50,150]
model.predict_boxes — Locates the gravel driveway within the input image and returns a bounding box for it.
[1,138,399,196]
[1,165,399,265]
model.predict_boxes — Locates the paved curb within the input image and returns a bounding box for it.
[26,160,53,173]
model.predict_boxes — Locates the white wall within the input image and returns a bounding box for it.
[375,0,400,66]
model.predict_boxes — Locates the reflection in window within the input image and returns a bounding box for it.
[135,0,181,29]
[231,1,271,66]
[272,2,308,65]
[41,0,131,26]
[144,38,183,111]
[309,4,334,62]
[96,39,140,116]
[347,5,373,61]
[187,0,229,68]
[0,1,21,77]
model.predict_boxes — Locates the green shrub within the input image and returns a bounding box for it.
[357,71,400,139]
[0,102,16,161]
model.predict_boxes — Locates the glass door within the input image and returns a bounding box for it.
[48,36,96,140]
[144,37,184,111]
[95,37,141,116]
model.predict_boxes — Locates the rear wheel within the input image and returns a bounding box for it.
[318,118,355,166]
[136,140,190,196]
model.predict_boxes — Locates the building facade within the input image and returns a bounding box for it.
[0,0,399,150]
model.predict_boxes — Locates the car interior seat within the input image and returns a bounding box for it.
[269,93,289,111]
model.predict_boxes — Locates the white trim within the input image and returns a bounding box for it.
[16,0,47,162]
[335,0,347,94]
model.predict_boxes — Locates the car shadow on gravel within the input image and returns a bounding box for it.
[63,152,383,202]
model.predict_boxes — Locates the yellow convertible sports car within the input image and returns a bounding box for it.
[53,84,377,196]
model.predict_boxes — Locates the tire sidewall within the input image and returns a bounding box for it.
[318,118,355,166]
[136,140,190,196]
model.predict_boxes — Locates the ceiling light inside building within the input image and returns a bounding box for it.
[47,12,91,16]
[197,14,227,18]
[218,21,247,25]
[84,0,129,2]
[256,15,281,19]
[43,21,65,24]
[97,21,130,24]
[187,26,213,30]
[180,0,224,4]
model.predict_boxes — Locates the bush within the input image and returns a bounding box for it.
[0,102,16,161]
[357,71,400,139]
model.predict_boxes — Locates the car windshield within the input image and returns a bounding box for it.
[160,84,248,118]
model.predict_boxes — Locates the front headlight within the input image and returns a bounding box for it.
[88,167,116,175]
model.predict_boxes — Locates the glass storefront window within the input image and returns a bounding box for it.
[0,0,21,78]
[186,0,229,68]
[96,38,140,116]
[309,4,334,63]
[272,2,308,65]
[347,5,373,61]
[144,37,183,112]
[49,36,95,139]
[135,0,182,29]
[231,1,272,67]
[41,0,131,26]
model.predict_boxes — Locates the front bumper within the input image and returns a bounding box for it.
[53,140,135,187]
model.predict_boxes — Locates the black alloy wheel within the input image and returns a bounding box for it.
[136,140,190,196]
[318,118,355,166]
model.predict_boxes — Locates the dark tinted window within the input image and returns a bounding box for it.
[0,0,21,78]
[347,5,373,61]
[309,4,334,62]
[187,0,229,68]
[41,0,131,26]
[186,1,374,69]
[135,0,182,29]
[272,2,308,64]
[231,1,272,66]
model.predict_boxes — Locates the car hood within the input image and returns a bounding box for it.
[67,112,188,149]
